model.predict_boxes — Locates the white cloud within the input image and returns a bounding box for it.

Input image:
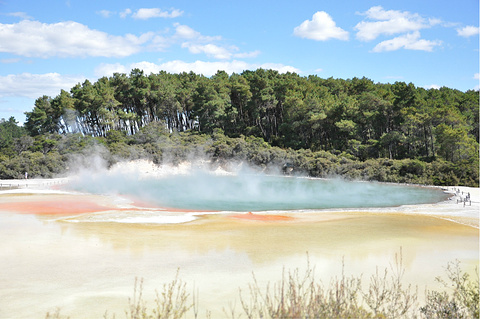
[257,63,300,74]
[173,23,221,42]
[474,74,480,91]
[361,6,414,21]
[1,58,22,63]
[355,6,435,41]
[457,25,480,37]
[181,43,259,60]
[97,10,113,18]
[149,34,171,51]
[233,50,261,59]
[95,60,300,78]
[7,19,256,61]
[7,12,33,20]
[94,63,129,77]
[294,11,349,41]
[424,84,441,90]
[372,31,442,52]
[174,23,201,39]
[132,8,183,20]
[182,43,235,59]
[428,18,443,26]
[0,73,85,99]
[0,20,154,58]
[174,23,255,60]
[120,8,132,18]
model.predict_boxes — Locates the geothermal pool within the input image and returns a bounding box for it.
[0,166,478,318]
[65,169,448,212]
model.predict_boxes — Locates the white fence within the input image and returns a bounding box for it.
[0,179,68,190]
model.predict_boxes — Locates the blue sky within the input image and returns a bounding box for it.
[0,0,478,124]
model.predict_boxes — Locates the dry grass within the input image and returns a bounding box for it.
[45,253,479,319]
[237,251,419,319]
[125,269,192,319]
[45,308,70,319]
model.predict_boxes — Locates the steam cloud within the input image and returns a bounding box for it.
[64,159,447,212]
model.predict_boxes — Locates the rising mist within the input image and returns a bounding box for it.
[63,159,447,212]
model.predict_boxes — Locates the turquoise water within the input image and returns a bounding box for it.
[66,171,448,212]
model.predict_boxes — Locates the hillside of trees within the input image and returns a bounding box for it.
[0,69,478,186]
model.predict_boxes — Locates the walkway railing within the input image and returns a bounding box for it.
[0,179,68,190]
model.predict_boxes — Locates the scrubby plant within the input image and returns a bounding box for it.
[363,250,418,318]
[126,270,193,319]
[238,251,419,319]
[45,308,69,319]
[239,262,369,319]
[45,257,479,319]
[420,261,479,319]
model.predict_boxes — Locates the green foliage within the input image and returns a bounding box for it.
[0,120,477,186]
[21,71,478,161]
[3,70,479,186]
[0,150,66,179]
[0,117,27,156]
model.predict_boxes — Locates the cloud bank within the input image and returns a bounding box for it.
[0,73,85,98]
[132,8,184,20]
[0,20,154,58]
[457,25,480,37]
[293,6,447,53]
[354,6,437,41]
[372,31,442,52]
[95,60,299,78]
[98,7,183,20]
[354,6,442,52]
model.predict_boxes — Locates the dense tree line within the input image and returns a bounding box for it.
[0,69,478,186]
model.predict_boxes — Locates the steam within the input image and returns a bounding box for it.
[64,159,447,212]
[63,143,110,177]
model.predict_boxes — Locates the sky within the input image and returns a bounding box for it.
[0,0,478,124]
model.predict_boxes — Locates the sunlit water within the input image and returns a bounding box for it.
[65,171,448,211]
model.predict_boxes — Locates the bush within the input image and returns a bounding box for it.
[126,270,193,319]
[47,256,479,319]
[239,251,418,319]
[421,261,479,319]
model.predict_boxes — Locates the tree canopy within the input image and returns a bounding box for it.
[1,69,477,186]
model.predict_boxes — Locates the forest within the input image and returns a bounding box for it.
[0,69,478,186]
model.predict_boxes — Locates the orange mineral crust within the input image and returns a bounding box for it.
[0,194,218,216]
[0,198,113,215]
